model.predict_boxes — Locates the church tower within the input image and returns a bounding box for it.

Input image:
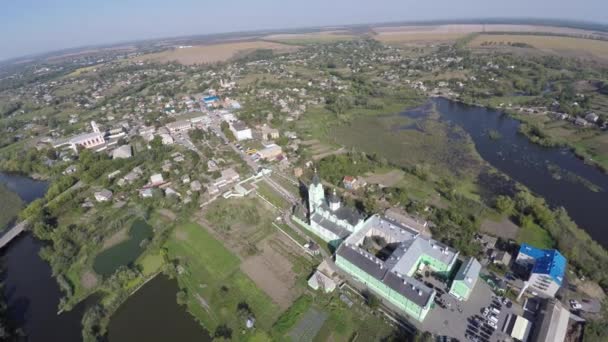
[308,169,325,214]
[329,188,341,211]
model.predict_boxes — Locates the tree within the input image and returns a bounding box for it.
[213,324,232,340]
[363,290,380,309]
[495,195,515,215]
[176,290,188,306]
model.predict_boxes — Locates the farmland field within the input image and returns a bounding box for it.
[138,41,299,65]
[263,31,355,45]
[469,34,608,61]
[166,221,280,335]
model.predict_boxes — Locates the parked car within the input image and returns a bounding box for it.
[570,300,582,310]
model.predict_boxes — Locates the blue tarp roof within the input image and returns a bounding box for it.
[519,243,566,286]
[202,96,219,102]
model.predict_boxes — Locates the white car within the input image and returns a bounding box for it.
[570,300,582,310]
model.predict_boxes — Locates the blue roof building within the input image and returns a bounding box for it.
[516,243,566,298]
[202,96,219,104]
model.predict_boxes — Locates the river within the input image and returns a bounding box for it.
[0,172,209,341]
[403,98,608,247]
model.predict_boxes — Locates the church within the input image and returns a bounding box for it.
[293,170,366,247]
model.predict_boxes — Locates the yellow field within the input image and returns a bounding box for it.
[263,31,355,45]
[469,34,608,60]
[373,25,475,44]
[138,40,299,65]
[375,32,468,44]
[373,24,608,46]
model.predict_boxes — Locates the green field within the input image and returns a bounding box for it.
[93,219,153,277]
[255,181,290,210]
[516,221,554,249]
[165,222,280,337]
[0,183,23,231]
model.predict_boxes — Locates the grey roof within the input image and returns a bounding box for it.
[391,236,458,275]
[338,245,434,307]
[453,256,481,289]
[312,171,320,185]
[337,245,387,280]
[318,202,364,226]
[311,213,352,239]
[383,271,433,307]
[232,121,249,131]
[533,299,570,342]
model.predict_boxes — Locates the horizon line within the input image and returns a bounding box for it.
[2,16,608,65]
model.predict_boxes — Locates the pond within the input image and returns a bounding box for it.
[1,172,210,341]
[0,172,92,342]
[108,275,211,342]
[93,219,153,277]
[402,98,608,248]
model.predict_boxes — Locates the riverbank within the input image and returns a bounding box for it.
[441,94,608,174]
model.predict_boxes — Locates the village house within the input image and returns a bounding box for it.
[94,189,113,202]
[260,125,280,140]
[585,112,599,123]
[112,144,133,159]
[342,176,366,191]
[575,117,588,126]
[150,173,164,186]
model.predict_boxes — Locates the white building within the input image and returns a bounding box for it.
[212,168,240,188]
[160,133,174,145]
[230,121,252,141]
[257,144,283,160]
[53,132,106,151]
[515,244,566,299]
[166,120,192,133]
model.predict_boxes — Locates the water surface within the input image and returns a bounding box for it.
[108,275,211,342]
[403,98,608,247]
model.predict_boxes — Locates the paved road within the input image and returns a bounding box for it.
[0,220,29,249]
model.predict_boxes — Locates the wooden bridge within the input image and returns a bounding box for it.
[0,220,29,249]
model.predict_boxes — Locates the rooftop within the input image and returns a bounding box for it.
[231,121,249,131]
[453,256,481,289]
[518,243,566,286]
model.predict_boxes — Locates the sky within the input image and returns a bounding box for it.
[1,0,607,61]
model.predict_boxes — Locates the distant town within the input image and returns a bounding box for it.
[1,19,608,342]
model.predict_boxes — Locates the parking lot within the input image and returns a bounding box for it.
[419,273,522,342]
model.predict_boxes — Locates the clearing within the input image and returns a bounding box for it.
[480,217,520,240]
[80,270,98,290]
[363,169,405,188]
[137,41,299,65]
[240,233,304,310]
